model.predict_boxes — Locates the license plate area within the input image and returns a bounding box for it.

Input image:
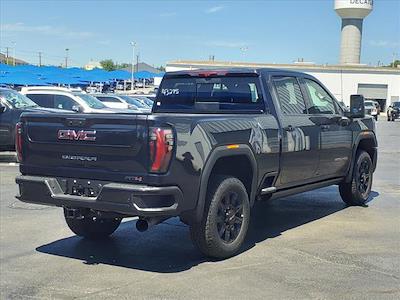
[58,178,103,197]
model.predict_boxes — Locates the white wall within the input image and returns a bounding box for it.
[304,70,400,107]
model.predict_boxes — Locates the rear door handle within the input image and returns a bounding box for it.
[321,125,330,131]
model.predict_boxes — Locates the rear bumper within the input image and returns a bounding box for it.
[16,175,184,217]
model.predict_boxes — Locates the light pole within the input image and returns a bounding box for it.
[65,48,69,68]
[130,41,136,91]
[12,42,16,66]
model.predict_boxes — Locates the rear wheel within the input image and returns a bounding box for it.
[64,209,121,239]
[190,176,250,259]
[339,150,373,206]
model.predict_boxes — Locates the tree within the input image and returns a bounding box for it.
[388,60,400,68]
[100,59,116,71]
[117,63,130,69]
[157,65,166,72]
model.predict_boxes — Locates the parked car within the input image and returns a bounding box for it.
[15,69,377,259]
[131,95,154,107]
[372,100,381,115]
[116,95,151,112]
[21,87,123,113]
[93,94,140,111]
[364,100,378,120]
[0,88,67,151]
[387,101,400,121]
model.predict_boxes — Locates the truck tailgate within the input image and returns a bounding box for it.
[20,113,149,182]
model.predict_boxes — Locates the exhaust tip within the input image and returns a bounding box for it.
[136,219,149,232]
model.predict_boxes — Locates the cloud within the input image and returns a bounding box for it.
[369,40,400,48]
[205,6,224,14]
[0,23,94,39]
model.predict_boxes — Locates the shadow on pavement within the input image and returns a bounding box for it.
[36,186,379,273]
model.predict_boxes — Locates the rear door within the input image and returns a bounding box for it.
[302,78,352,178]
[271,76,320,187]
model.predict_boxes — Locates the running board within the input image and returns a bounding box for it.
[270,178,342,200]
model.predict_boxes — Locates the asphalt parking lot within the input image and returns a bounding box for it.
[1,118,399,300]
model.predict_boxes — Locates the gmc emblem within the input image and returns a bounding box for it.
[58,130,96,141]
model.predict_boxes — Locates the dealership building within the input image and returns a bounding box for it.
[165,0,400,110]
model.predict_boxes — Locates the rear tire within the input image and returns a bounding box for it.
[190,176,250,259]
[339,150,373,206]
[64,209,121,239]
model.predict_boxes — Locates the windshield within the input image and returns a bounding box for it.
[393,102,400,108]
[75,93,106,109]
[140,97,154,107]
[364,101,374,107]
[119,96,147,108]
[0,89,38,109]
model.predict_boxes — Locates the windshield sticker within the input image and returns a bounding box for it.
[161,88,180,96]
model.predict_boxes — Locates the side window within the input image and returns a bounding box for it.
[25,94,54,108]
[54,95,77,110]
[304,79,336,114]
[272,76,307,115]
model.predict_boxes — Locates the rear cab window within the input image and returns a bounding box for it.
[154,74,265,113]
[25,94,54,108]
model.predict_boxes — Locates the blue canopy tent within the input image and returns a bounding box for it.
[42,74,85,85]
[133,71,155,79]
[108,70,131,80]
[0,72,49,86]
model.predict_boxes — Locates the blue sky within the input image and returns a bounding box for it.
[1,0,399,67]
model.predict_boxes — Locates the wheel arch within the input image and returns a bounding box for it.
[345,132,378,183]
[194,144,257,222]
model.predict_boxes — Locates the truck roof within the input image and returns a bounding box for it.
[164,67,307,77]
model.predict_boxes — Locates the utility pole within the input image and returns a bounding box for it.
[136,54,139,72]
[65,48,69,68]
[38,51,42,67]
[12,42,16,66]
[5,47,9,65]
[130,41,136,91]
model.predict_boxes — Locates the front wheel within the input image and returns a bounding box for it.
[190,176,250,259]
[64,209,121,239]
[339,150,373,206]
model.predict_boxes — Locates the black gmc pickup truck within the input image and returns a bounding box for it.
[16,69,377,258]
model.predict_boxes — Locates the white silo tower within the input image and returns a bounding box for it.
[335,0,373,65]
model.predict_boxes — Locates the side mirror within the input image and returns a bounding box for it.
[347,94,365,118]
[71,105,83,113]
[0,104,6,113]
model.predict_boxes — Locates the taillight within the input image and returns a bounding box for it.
[15,122,23,162]
[149,127,174,173]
